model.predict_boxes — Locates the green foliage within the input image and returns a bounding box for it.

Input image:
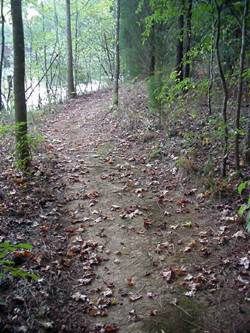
[176,156,197,173]
[2,0,115,113]
[0,123,44,170]
[237,181,249,195]
[15,131,43,170]
[27,132,44,151]
[120,0,151,78]
[0,241,38,280]
[147,72,163,113]
[0,124,15,137]
[148,144,162,160]
[237,181,250,232]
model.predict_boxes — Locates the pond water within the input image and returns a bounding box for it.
[0,76,106,115]
[26,80,104,110]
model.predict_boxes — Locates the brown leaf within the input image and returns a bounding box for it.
[183,240,196,252]
[144,219,152,229]
[127,277,135,287]
[104,324,119,333]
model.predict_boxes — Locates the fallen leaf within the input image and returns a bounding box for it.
[182,221,192,228]
[144,219,152,229]
[71,292,88,302]
[162,268,175,283]
[127,277,135,287]
[183,240,196,253]
[129,293,143,302]
[237,275,249,285]
[102,288,113,297]
[239,257,249,270]
[232,230,246,239]
[170,224,179,230]
[111,205,121,211]
[149,309,158,316]
[104,324,119,333]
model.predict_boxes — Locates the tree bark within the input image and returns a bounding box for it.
[74,0,80,89]
[184,0,192,78]
[208,18,215,115]
[176,7,184,81]
[215,0,229,177]
[235,0,249,171]
[66,0,76,98]
[0,0,4,111]
[11,0,30,169]
[149,23,156,76]
[246,119,250,164]
[113,0,120,107]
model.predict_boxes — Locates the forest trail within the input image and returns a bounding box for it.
[35,90,249,333]
[2,1,249,332]
[2,90,249,333]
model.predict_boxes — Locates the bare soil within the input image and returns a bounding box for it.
[0,89,249,333]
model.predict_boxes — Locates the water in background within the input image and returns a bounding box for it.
[26,80,104,110]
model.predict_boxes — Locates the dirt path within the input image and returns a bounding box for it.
[1,90,249,333]
[38,90,249,333]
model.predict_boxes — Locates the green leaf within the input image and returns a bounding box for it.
[0,259,15,266]
[0,241,36,280]
[237,181,248,195]
[16,243,33,250]
[238,204,248,217]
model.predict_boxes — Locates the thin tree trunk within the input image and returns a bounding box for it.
[53,0,59,44]
[208,18,215,115]
[215,1,229,177]
[0,0,5,111]
[6,75,12,109]
[246,119,250,164]
[26,54,59,102]
[41,3,49,99]
[184,0,192,78]
[235,0,249,171]
[149,24,156,76]
[11,0,30,169]
[74,0,79,88]
[66,0,76,98]
[103,32,114,81]
[113,0,120,107]
[176,9,184,81]
[27,23,33,89]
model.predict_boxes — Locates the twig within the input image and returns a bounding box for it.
[26,54,59,101]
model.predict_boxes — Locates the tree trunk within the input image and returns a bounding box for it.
[74,0,79,88]
[246,119,250,164]
[66,0,76,98]
[176,8,184,81]
[149,24,156,76]
[235,0,249,171]
[0,0,5,111]
[113,0,120,107]
[208,18,215,115]
[103,32,114,81]
[184,0,192,78]
[41,3,49,99]
[11,0,30,169]
[215,1,229,177]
